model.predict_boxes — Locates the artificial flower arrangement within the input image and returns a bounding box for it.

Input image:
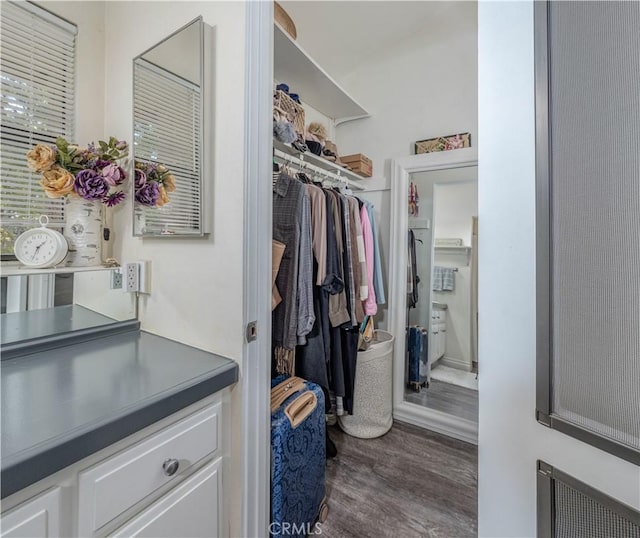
[134,161,176,207]
[26,137,128,207]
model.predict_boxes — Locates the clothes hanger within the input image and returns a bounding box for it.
[281,156,294,175]
[339,180,353,196]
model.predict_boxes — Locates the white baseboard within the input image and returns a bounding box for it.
[440,355,472,372]
[393,401,478,444]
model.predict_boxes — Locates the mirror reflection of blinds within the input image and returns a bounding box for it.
[0,2,77,228]
[134,61,201,233]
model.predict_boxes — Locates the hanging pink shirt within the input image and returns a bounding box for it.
[360,204,377,315]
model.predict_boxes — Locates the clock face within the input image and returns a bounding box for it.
[14,229,67,268]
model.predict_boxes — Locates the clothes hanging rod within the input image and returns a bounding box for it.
[273,148,365,191]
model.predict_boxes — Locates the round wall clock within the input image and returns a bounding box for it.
[13,215,69,268]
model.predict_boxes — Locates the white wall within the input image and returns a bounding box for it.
[478,3,640,537]
[433,182,477,246]
[103,3,247,534]
[335,2,477,185]
[433,181,477,370]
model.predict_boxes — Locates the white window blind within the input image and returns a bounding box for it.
[0,1,77,234]
[134,60,201,234]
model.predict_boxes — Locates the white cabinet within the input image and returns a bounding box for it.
[78,403,220,536]
[112,458,221,538]
[1,488,61,538]
[430,308,447,364]
[1,393,228,538]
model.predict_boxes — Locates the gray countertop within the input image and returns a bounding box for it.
[1,305,121,346]
[1,330,238,498]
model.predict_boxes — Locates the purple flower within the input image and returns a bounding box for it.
[135,181,159,206]
[103,191,126,207]
[102,163,126,186]
[95,160,111,170]
[74,169,110,200]
[116,140,128,151]
[134,169,147,189]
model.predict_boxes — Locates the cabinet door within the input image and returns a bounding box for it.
[111,458,221,538]
[1,488,61,538]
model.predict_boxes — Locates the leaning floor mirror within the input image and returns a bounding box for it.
[389,148,479,444]
[132,17,213,237]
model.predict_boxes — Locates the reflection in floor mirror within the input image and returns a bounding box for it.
[405,168,479,425]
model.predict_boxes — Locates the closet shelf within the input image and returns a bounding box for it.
[274,23,369,124]
[274,139,367,190]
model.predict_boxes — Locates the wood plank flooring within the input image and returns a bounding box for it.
[322,422,477,537]
[404,380,479,423]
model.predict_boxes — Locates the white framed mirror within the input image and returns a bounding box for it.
[132,17,213,237]
[389,148,478,443]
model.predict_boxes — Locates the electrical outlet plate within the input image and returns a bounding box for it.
[110,269,123,289]
[124,262,140,293]
[122,261,151,294]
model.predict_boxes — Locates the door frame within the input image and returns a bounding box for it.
[241,2,273,536]
[389,148,479,444]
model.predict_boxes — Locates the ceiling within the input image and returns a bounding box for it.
[279,1,477,79]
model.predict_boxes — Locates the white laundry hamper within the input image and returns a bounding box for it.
[339,330,395,438]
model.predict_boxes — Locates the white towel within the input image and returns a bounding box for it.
[432,266,443,291]
[433,266,455,291]
[442,268,455,291]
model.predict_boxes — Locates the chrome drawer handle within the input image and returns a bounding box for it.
[162,458,180,477]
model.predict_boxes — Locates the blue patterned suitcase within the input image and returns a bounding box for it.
[271,376,328,538]
[407,327,429,391]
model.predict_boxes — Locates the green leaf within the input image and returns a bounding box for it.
[98,140,108,151]
[56,137,68,152]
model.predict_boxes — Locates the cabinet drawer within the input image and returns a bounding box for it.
[111,458,221,538]
[1,487,61,538]
[78,403,220,535]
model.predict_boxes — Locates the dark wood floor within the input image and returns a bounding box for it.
[322,422,477,537]
[404,380,479,423]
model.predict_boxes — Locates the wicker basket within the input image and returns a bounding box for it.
[273,89,305,137]
[274,2,297,40]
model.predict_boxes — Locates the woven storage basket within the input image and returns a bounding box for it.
[339,331,395,438]
[274,2,297,40]
[274,89,305,137]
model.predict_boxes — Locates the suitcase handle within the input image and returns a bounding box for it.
[285,391,318,428]
[270,376,306,412]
